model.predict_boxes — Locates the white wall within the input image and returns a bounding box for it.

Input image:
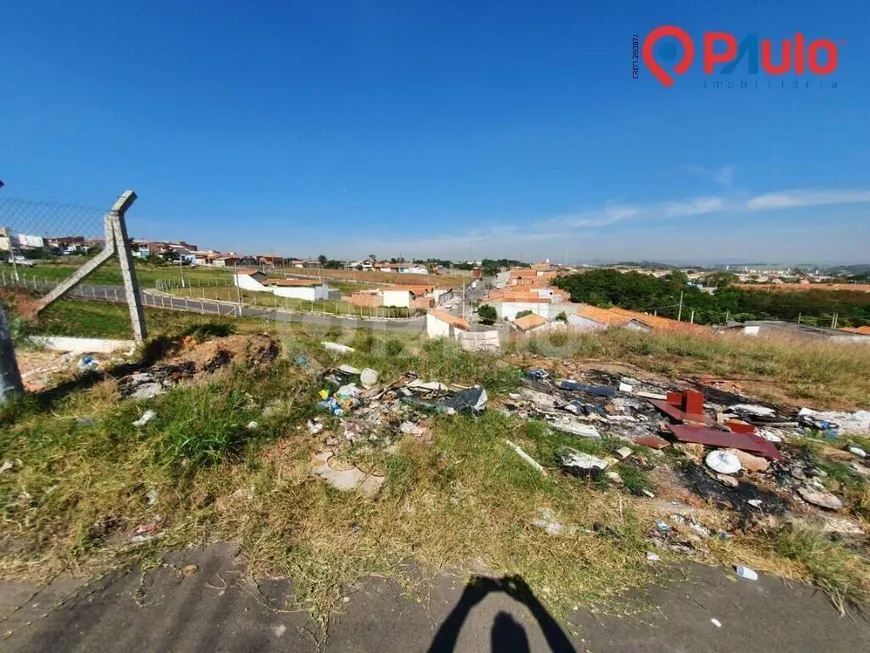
[494,301,550,321]
[234,274,267,291]
[272,283,329,301]
[383,290,411,308]
[426,313,453,338]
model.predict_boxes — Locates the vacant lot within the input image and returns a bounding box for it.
[1,318,869,624]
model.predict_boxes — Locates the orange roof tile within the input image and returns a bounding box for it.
[236,269,264,276]
[574,305,632,326]
[841,325,870,335]
[607,307,705,333]
[513,313,548,331]
[428,309,471,331]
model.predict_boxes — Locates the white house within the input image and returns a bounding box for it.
[264,278,329,301]
[233,269,268,291]
[426,309,471,339]
[382,285,431,309]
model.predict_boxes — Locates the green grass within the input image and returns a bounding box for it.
[768,524,870,615]
[8,260,233,289]
[30,299,242,340]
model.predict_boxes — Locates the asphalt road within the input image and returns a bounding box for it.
[2,543,867,652]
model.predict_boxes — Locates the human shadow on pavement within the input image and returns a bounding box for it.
[428,575,576,653]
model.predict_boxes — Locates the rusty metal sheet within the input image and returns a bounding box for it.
[665,424,783,460]
[633,434,671,450]
[649,399,713,425]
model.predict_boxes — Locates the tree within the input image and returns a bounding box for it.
[368,254,376,263]
[515,309,534,319]
[555,311,568,323]
[477,304,498,325]
[317,254,328,266]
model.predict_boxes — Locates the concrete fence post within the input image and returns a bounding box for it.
[110,192,147,343]
[0,301,23,405]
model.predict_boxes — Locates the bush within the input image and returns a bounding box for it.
[477,304,497,325]
[555,311,568,322]
[515,309,534,319]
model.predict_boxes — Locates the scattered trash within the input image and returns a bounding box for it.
[705,450,742,475]
[728,404,776,419]
[618,382,634,393]
[360,368,379,388]
[132,410,157,428]
[604,471,623,484]
[560,450,609,477]
[76,416,96,426]
[293,355,308,366]
[77,356,100,372]
[338,364,361,375]
[549,420,602,439]
[666,424,782,460]
[654,520,671,532]
[710,618,722,628]
[646,552,661,562]
[798,408,870,435]
[526,368,550,381]
[716,473,739,488]
[797,486,844,511]
[641,489,656,498]
[747,499,762,508]
[847,446,867,458]
[506,440,547,475]
[307,419,324,434]
[246,420,258,430]
[615,446,633,460]
[441,385,488,414]
[634,434,671,450]
[0,461,13,474]
[728,448,770,473]
[558,380,616,397]
[322,342,355,355]
[735,565,758,581]
[145,489,158,506]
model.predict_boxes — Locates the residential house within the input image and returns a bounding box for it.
[512,313,550,333]
[46,235,86,253]
[233,269,268,291]
[258,255,285,268]
[382,285,433,309]
[426,309,471,339]
[346,289,383,308]
[0,227,12,252]
[16,234,45,249]
[568,306,705,334]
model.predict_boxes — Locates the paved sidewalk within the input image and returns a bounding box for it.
[2,543,867,652]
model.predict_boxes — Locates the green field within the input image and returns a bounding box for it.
[1,260,233,288]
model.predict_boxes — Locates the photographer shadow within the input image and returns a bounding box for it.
[428,575,576,653]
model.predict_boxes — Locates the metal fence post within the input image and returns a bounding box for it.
[110,191,147,343]
[0,301,24,405]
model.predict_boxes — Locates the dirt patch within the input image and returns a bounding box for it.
[0,287,41,320]
[118,334,280,397]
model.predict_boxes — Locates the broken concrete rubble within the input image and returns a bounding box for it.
[797,486,844,511]
[560,450,609,477]
[310,451,384,497]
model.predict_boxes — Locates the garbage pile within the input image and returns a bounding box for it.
[308,364,488,495]
[505,365,870,540]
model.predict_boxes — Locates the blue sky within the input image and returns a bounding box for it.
[1,1,868,263]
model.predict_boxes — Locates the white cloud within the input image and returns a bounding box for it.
[661,196,726,218]
[746,189,870,211]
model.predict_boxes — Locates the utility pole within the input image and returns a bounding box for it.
[677,291,684,322]
[179,256,185,288]
[462,281,466,321]
[690,309,695,324]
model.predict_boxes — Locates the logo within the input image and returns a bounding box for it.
[642,26,839,87]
